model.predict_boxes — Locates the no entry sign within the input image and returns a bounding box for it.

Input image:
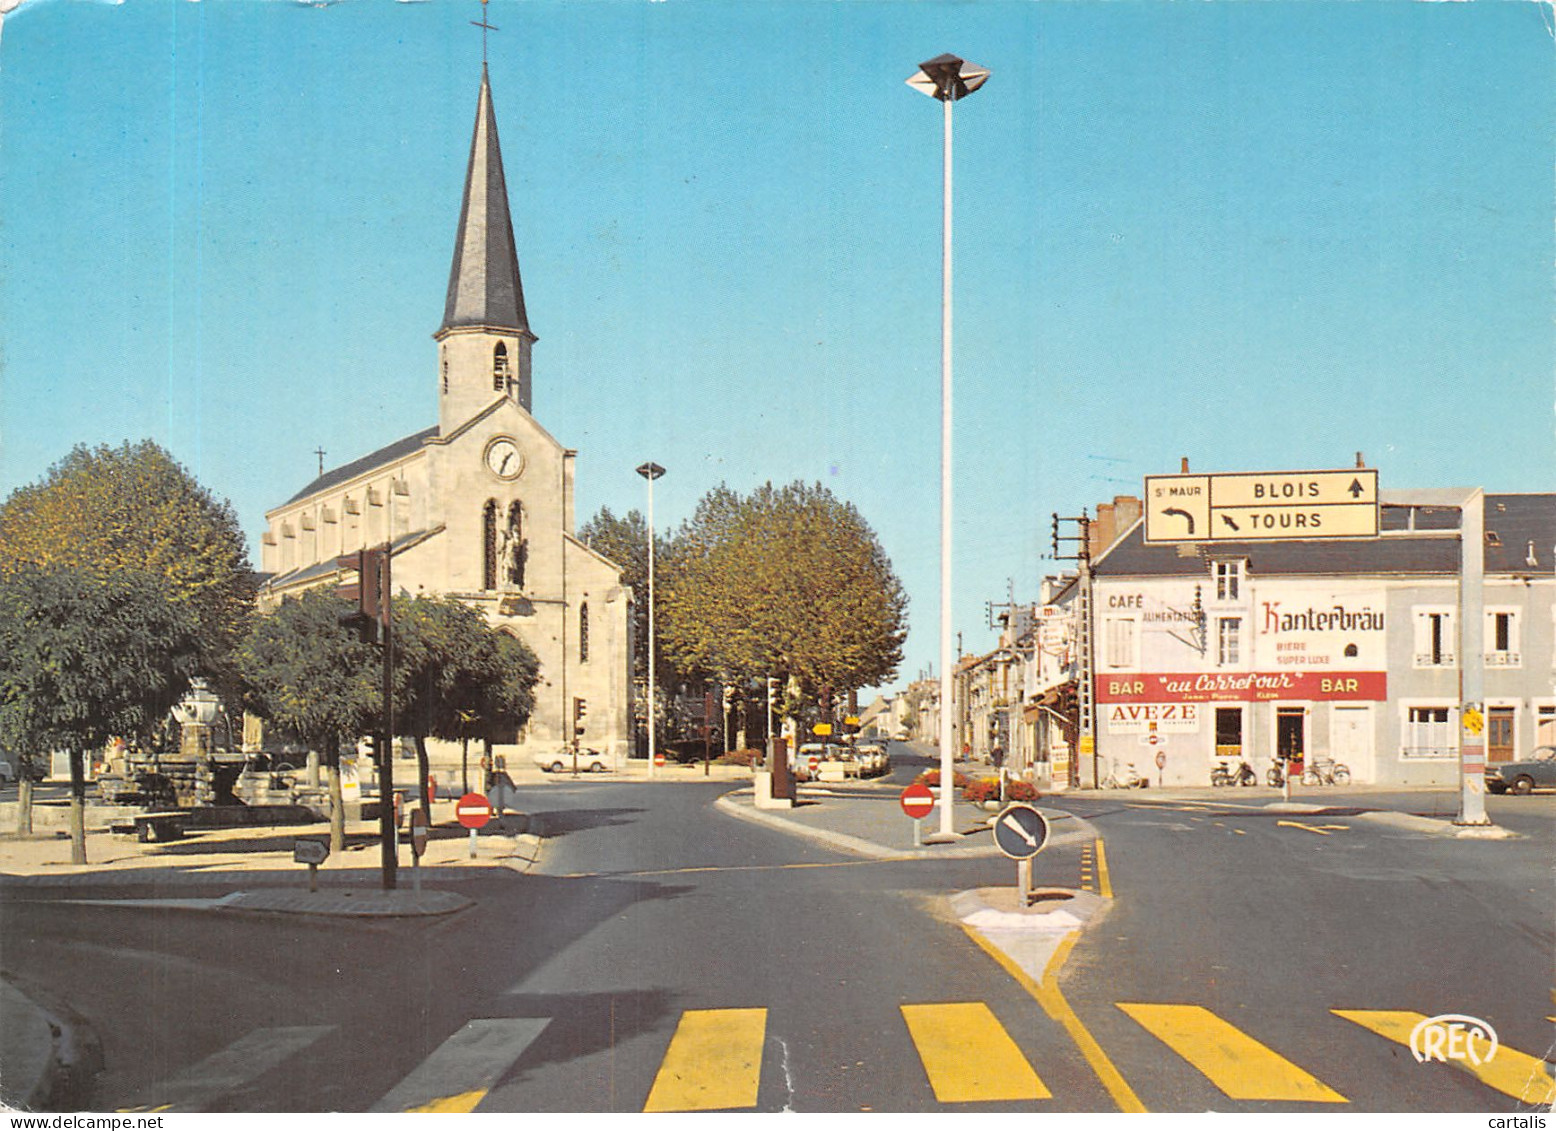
[456,792,492,830]
[900,782,935,819]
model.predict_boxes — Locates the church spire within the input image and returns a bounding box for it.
[437,64,535,424]
[441,65,529,336]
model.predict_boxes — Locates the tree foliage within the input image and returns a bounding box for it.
[0,564,203,861]
[236,588,380,758]
[658,481,907,697]
[0,441,254,684]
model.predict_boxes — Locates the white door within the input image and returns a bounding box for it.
[1331,706,1374,782]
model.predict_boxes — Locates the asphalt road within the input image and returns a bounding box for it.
[1,768,1550,1113]
[1045,788,1556,1112]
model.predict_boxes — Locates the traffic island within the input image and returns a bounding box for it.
[950,886,1111,988]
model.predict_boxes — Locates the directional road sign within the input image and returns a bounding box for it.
[1144,469,1378,544]
[293,838,329,866]
[455,792,492,830]
[900,782,935,819]
[992,803,1050,860]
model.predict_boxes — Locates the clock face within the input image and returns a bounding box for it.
[484,437,523,480]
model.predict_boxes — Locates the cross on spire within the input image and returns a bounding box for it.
[471,0,498,64]
[314,447,327,476]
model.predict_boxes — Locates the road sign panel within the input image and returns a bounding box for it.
[992,804,1049,860]
[293,838,328,866]
[813,723,833,736]
[409,808,429,858]
[1144,469,1378,544]
[900,782,935,819]
[455,792,492,830]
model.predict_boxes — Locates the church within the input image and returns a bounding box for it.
[257,64,633,768]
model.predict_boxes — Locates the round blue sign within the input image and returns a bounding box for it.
[992,803,1050,860]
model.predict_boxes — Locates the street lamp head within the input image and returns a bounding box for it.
[636,461,666,481]
[907,53,990,102]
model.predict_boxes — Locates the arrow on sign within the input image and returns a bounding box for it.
[1220,514,1241,532]
[1348,479,1365,498]
[1001,813,1038,848]
[1162,507,1195,534]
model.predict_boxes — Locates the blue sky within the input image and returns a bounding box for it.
[2,0,1552,695]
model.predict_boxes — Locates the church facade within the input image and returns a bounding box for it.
[257,66,633,767]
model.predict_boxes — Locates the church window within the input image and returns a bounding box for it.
[493,342,509,391]
[483,500,499,590]
[579,602,589,663]
[442,355,449,394]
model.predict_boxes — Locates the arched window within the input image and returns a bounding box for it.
[505,501,525,588]
[579,601,590,663]
[493,342,509,391]
[482,500,498,590]
[441,355,449,394]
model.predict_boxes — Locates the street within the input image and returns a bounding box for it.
[2,756,1551,1113]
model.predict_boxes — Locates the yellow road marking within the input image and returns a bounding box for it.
[1233,829,1247,835]
[959,925,1146,1112]
[1117,1003,1346,1103]
[1333,1009,1556,1105]
[642,1008,766,1112]
[408,1090,485,1113]
[1095,838,1114,898]
[1275,820,1349,835]
[901,1002,1049,1102]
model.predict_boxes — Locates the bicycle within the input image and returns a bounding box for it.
[1211,760,1256,787]
[1103,761,1141,789]
[1300,759,1351,786]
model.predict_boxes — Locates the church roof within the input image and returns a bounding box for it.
[440,65,530,336]
[279,426,439,508]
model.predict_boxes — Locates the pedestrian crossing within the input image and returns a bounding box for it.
[116,1000,1554,1112]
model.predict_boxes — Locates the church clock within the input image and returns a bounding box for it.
[483,436,524,480]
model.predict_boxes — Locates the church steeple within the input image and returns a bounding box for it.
[436,64,535,426]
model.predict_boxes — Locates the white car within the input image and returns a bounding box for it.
[0,758,14,785]
[533,751,610,774]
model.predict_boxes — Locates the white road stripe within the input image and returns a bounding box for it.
[150,1026,332,1111]
[370,1017,551,1112]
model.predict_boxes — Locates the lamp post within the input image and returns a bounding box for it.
[637,462,666,779]
[908,53,989,841]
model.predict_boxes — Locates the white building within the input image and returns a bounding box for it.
[257,66,632,766]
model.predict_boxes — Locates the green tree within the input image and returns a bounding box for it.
[393,596,539,818]
[0,441,255,691]
[0,565,202,860]
[236,589,379,853]
[658,481,907,727]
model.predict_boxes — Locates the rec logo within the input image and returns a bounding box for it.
[1408,1013,1499,1066]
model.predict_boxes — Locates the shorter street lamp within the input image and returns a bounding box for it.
[636,462,666,778]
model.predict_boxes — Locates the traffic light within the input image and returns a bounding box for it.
[766,677,777,711]
[1051,512,1061,558]
[337,547,387,641]
[572,697,587,738]
[360,734,376,760]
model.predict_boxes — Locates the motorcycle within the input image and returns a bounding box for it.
[1267,759,1286,788]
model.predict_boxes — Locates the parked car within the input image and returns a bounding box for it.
[1484,746,1556,795]
[0,755,45,786]
[534,750,610,774]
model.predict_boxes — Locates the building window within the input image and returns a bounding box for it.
[493,343,509,391]
[1403,706,1455,759]
[482,500,498,590]
[1217,617,1242,666]
[579,602,589,663]
[1486,610,1520,667]
[1212,560,1243,602]
[442,355,449,394]
[1413,609,1455,668]
[1104,618,1136,669]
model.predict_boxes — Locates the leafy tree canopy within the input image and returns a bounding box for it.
[0,564,203,756]
[394,595,539,744]
[658,481,907,696]
[0,441,254,681]
[235,588,379,759]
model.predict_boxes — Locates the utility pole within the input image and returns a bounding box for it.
[1052,510,1095,789]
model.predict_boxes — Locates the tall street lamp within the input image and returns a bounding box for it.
[636,461,666,778]
[908,53,989,842]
